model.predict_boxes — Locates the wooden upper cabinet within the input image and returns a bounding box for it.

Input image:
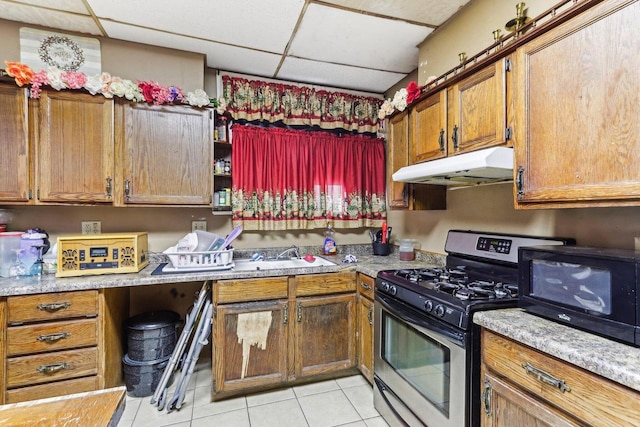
[448,60,508,155]
[115,102,213,206]
[36,90,114,204]
[514,0,640,208]
[411,90,447,163]
[0,84,30,203]
[387,110,409,208]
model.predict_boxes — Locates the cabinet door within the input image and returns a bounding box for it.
[448,60,507,154]
[214,300,288,394]
[37,91,113,203]
[387,111,409,208]
[0,85,30,203]
[412,90,447,163]
[514,0,640,208]
[480,370,581,427]
[294,293,355,378]
[118,102,213,205]
[356,294,373,383]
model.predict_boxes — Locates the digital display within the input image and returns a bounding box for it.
[476,237,512,254]
[90,247,109,258]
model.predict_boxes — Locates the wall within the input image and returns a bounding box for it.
[386,0,640,254]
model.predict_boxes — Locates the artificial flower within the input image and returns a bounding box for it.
[61,71,86,89]
[83,74,103,95]
[29,70,49,98]
[378,99,394,119]
[215,96,227,114]
[186,89,211,108]
[4,61,33,87]
[406,81,422,104]
[46,66,66,91]
[391,88,408,112]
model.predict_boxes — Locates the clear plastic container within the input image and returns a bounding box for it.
[399,239,416,261]
[0,232,23,278]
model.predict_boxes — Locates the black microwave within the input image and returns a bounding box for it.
[519,245,640,347]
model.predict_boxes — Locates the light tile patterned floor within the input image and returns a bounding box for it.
[117,362,389,427]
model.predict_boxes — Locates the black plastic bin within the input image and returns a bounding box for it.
[125,310,181,361]
[122,353,174,397]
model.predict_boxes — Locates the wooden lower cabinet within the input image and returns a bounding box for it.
[213,272,357,398]
[214,300,288,393]
[0,288,128,404]
[356,273,374,383]
[294,293,356,378]
[481,329,640,426]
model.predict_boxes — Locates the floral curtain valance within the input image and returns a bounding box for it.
[222,75,383,134]
[231,125,387,231]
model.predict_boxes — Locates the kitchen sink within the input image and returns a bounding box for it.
[232,256,337,271]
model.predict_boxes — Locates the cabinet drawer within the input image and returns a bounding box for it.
[5,376,98,404]
[357,274,374,300]
[7,318,98,356]
[7,347,98,388]
[215,277,288,304]
[296,272,356,296]
[7,290,98,324]
[482,329,640,426]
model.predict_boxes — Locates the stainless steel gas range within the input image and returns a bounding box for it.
[373,230,573,427]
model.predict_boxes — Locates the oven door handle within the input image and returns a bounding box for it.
[376,293,466,348]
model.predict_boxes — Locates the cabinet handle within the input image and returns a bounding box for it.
[297,302,302,323]
[37,362,68,374]
[283,303,288,324]
[124,179,131,201]
[360,281,372,291]
[105,176,112,198]
[37,332,70,342]
[516,166,525,197]
[438,129,445,151]
[522,362,571,393]
[481,379,492,416]
[452,125,459,150]
[368,306,373,325]
[37,302,71,311]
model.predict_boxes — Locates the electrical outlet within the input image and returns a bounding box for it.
[192,220,207,232]
[82,221,102,235]
[635,237,640,251]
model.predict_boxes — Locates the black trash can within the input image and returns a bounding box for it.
[122,353,174,397]
[125,311,181,361]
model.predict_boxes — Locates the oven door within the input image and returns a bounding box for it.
[374,292,470,427]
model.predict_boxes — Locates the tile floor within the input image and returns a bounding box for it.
[117,362,389,427]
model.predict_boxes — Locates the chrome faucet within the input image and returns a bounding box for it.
[275,245,301,260]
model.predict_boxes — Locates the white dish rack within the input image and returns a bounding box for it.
[164,249,234,272]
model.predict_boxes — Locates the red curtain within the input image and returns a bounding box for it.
[231,125,387,230]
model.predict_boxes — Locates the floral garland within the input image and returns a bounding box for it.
[377,77,437,120]
[3,60,226,112]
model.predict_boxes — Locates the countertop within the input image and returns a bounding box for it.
[0,245,443,297]
[474,308,640,393]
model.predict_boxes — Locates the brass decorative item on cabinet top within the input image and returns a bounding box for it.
[493,29,502,42]
[505,2,531,33]
[458,52,467,63]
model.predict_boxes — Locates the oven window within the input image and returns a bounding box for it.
[531,260,612,315]
[381,312,450,416]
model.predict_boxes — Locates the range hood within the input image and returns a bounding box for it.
[392,147,514,186]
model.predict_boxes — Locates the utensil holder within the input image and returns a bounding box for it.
[372,242,390,256]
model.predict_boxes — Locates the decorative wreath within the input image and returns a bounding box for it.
[38,35,85,72]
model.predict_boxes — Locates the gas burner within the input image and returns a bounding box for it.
[435,282,460,294]
[494,283,518,298]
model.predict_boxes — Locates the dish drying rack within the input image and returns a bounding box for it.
[164,249,234,272]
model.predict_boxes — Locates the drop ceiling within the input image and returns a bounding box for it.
[0,0,469,93]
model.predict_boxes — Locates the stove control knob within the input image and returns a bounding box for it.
[388,285,397,296]
[424,300,434,312]
[382,282,390,293]
[435,305,446,317]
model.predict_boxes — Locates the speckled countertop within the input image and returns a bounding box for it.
[0,244,443,297]
[474,308,640,393]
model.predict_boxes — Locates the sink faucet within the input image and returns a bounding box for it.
[275,246,301,260]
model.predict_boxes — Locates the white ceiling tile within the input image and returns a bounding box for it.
[317,0,469,26]
[0,2,101,34]
[88,0,304,53]
[289,3,431,73]
[5,0,90,14]
[277,57,405,94]
[100,21,282,78]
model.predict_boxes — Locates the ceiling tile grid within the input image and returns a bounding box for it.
[0,0,470,93]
